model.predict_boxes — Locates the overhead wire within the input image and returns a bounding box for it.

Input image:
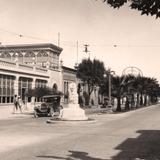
[0,27,160,48]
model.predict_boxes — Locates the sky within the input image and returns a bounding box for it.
[0,0,160,81]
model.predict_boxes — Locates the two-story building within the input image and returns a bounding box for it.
[0,43,77,104]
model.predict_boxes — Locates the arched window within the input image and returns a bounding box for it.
[37,51,48,57]
[37,51,48,67]
[24,51,35,64]
[0,52,5,58]
[24,51,35,57]
[12,52,23,63]
[0,52,11,61]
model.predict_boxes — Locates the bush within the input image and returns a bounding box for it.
[27,87,63,98]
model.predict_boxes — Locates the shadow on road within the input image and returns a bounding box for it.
[37,130,160,160]
[37,150,107,160]
[112,130,160,160]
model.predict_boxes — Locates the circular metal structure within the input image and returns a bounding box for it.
[122,66,143,76]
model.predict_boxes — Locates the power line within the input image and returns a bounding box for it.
[1,27,160,48]
[0,27,58,43]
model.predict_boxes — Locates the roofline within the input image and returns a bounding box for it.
[0,43,63,52]
[62,66,77,73]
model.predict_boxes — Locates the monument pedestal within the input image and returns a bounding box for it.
[60,104,88,121]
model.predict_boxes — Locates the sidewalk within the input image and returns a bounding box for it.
[1,103,154,121]
[0,104,110,120]
[0,104,34,120]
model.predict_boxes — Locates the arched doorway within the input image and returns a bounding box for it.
[53,83,58,93]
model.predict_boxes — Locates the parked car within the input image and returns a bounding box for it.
[101,97,109,108]
[34,95,62,118]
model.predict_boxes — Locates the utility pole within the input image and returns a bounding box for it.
[58,32,60,47]
[108,68,115,111]
[103,68,115,112]
[108,72,112,107]
[83,44,90,59]
[76,41,79,64]
[74,41,79,69]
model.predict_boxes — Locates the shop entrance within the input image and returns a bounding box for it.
[18,77,32,103]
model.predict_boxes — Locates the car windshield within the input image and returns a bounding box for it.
[43,95,61,103]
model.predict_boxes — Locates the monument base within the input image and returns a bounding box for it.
[60,104,88,121]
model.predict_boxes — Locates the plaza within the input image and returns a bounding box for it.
[0,103,160,160]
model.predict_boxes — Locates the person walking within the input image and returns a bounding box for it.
[13,95,18,114]
[17,96,23,113]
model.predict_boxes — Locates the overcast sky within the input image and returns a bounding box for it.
[0,0,160,81]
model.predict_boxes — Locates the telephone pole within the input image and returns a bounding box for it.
[83,44,90,59]
[76,41,79,64]
[58,32,60,47]
[74,41,79,69]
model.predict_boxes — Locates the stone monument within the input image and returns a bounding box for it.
[60,82,88,121]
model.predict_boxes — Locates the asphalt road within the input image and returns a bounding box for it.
[1,104,160,160]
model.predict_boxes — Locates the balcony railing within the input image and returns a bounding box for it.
[35,66,48,73]
[0,59,16,68]
[0,59,48,76]
[19,63,33,71]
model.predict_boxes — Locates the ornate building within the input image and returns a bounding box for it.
[0,43,77,104]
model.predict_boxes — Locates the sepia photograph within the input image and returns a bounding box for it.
[0,0,160,159]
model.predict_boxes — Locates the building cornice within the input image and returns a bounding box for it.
[0,43,63,54]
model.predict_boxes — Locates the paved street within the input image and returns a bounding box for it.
[0,104,160,160]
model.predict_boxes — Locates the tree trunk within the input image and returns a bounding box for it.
[116,97,121,112]
[140,93,143,106]
[125,97,130,110]
[136,93,140,107]
[144,94,147,106]
[131,94,135,108]
[87,83,92,106]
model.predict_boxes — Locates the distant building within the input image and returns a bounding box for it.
[0,43,76,104]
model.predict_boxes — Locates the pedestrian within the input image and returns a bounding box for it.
[17,96,23,113]
[13,95,18,114]
[58,105,63,118]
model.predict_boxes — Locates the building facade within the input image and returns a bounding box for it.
[0,43,77,104]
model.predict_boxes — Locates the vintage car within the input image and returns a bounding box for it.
[34,95,62,118]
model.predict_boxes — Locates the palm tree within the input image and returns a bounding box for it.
[132,76,159,107]
[112,74,135,111]
[144,77,159,105]
[131,76,144,107]
[111,74,159,112]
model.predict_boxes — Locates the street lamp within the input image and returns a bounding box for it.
[103,68,115,111]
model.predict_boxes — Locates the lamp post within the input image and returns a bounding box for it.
[103,68,115,111]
